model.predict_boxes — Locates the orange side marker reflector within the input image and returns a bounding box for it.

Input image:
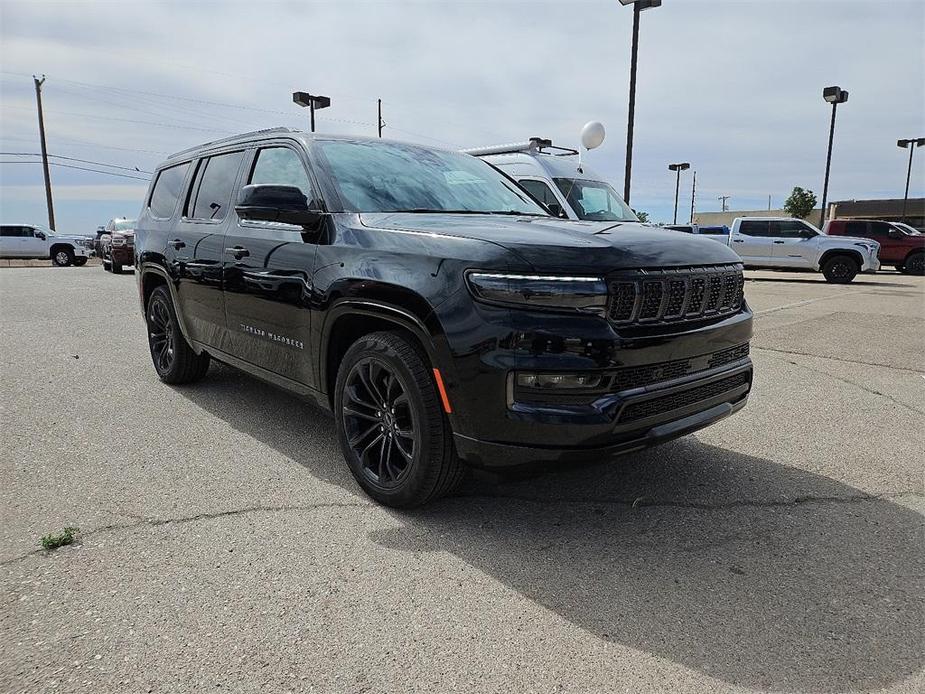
[432,368,453,413]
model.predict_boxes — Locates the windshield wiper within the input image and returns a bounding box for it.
[392,209,541,216]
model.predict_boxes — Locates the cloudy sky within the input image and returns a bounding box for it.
[1,0,923,232]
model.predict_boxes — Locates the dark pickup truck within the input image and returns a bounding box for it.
[135,128,753,507]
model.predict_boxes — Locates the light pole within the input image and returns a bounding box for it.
[897,137,925,222]
[619,0,661,205]
[668,162,689,224]
[292,92,331,133]
[819,85,848,226]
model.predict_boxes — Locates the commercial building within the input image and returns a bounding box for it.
[694,197,923,231]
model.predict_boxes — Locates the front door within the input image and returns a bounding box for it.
[769,220,815,268]
[222,145,320,387]
[731,220,772,264]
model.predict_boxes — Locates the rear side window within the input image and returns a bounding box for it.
[844,221,868,237]
[149,162,191,219]
[738,221,769,236]
[1,226,24,237]
[518,179,559,208]
[189,151,245,221]
[248,147,315,203]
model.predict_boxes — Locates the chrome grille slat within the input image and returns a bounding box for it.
[607,264,744,327]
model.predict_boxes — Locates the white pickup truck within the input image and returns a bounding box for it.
[0,223,93,266]
[727,217,880,283]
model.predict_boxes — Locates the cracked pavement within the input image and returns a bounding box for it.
[1,267,923,693]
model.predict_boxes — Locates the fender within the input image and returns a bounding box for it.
[138,261,200,354]
[816,248,864,272]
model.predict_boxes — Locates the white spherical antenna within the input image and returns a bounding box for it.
[580,121,606,151]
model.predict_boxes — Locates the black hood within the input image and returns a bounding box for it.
[359,213,740,272]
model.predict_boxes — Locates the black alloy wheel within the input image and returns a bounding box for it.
[342,358,417,488]
[145,285,210,384]
[148,293,176,375]
[822,255,858,283]
[905,253,924,276]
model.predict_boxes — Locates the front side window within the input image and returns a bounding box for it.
[316,140,547,215]
[190,151,244,221]
[249,147,315,203]
[738,221,769,236]
[770,220,813,238]
[866,222,891,237]
[150,162,191,219]
[518,179,560,208]
[553,178,637,222]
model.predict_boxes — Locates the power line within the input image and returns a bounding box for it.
[0,160,149,181]
[0,152,152,174]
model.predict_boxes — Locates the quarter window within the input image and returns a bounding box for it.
[190,151,245,221]
[248,147,315,203]
[149,162,191,219]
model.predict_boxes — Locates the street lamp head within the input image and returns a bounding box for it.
[668,162,690,172]
[292,92,331,110]
[619,0,661,8]
[898,139,912,148]
[822,86,848,104]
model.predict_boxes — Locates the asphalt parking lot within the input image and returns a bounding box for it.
[1,266,922,693]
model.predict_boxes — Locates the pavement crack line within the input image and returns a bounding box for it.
[0,501,372,567]
[755,347,925,416]
[752,345,924,375]
[455,490,922,511]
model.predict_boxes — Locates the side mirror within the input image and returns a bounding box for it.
[35,231,46,240]
[235,184,324,228]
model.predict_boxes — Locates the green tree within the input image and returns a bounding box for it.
[635,210,650,223]
[783,187,817,219]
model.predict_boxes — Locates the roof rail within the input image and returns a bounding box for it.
[462,137,578,157]
[167,127,301,160]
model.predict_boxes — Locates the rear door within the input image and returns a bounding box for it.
[731,220,772,264]
[170,150,245,349]
[0,226,25,257]
[770,220,816,268]
[222,144,320,386]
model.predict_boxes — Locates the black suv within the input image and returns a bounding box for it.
[136,128,753,507]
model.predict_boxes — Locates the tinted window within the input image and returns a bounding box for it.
[249,147,315,203]
[1,226,24,237]
[150,163,191,219]
[866,222,891,237]
[553,178,637,222]
[317,140,547,215]
[770,220,811,238]
[844,221,868,237]
[518,179,559,208]
[191,151,244,221]
[738,221,769,236]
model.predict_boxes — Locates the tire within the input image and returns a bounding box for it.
[51,247,74,267]
[904,252,924,276]
[145,285,210,384]
[72,257,88,267]
[334,331,464,507]
[111,259,123,274]
[101,254,111,271]
[821,254,859,283]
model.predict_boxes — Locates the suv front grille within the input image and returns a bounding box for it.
[607,264,744,327]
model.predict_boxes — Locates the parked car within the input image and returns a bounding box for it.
[727,217,880,283]
[824,219,924,275]
[464,137,639,223]
[665,224,730,238]
[136,128,753,507]
[0,223,93,266]
[99,217,136,273]
[91,225,107,257]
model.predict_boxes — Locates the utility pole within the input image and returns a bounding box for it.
[33,75,55,230]
[377,98,384,138]
[768,194,772,211]
[897,138,925,222]
[718,195,730,212]
[689,170,696,224]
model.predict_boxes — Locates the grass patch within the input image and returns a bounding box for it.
[40,526,79,550]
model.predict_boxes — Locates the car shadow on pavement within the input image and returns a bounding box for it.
[745,276,909,287]
[180,365,924,693]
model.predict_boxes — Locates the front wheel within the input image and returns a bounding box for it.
[904,253,924,276]
[52,247,74,267]
[146,285,210,384]
[821,254,858,283]
[334,331,464,507]
[111,259,123,274]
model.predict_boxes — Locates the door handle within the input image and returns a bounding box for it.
[773,240,785,244]
[169,238,186,250]
[225,245,250,259]
[732,239,744,243]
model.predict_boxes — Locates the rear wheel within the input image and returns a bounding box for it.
[904,252,924,276]
[821,254,858,283]
[146,285,210,384]
[51,247,73,267]
[334,331,464,507]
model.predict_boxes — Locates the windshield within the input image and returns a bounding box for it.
[553,178,638,222]
[317,140,548,216]
[112,219,136,231]
[892,222,921,235]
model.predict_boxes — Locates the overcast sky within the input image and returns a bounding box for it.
[1,0,923,232]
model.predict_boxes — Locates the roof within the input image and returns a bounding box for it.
[830,197,925,216]
[476,150,610,183]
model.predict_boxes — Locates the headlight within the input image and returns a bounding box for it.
[853,242,878,254]
[466,272,608,315]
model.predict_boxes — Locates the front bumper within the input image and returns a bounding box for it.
[863,255,880,273]
[110,246,134,264]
